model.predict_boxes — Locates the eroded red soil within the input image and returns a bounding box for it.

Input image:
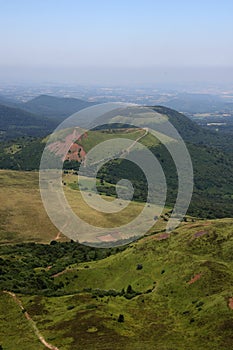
[228,298,233,310]
[188,273,202,285]
[194,231,208,238]
[47,128,86,162]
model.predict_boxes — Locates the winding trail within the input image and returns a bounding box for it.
[52,268,76,278]
[54,231,61,241]
[121,127,148,158]
[83,127,149,168]
[3,291,60,350]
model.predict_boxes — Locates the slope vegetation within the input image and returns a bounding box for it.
[0,104,56,141]
[1,219,233,349]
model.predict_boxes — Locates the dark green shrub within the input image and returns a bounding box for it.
[136,264,143,270]
[118,314,124,323]
[67,305,75,310]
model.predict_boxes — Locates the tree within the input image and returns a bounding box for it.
[126,285,133,294]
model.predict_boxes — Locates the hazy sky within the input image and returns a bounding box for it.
[1,0,233,85]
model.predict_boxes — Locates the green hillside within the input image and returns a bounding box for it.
[0,292,46,350]
[93,105,233,151]
[1,218,233,349]
[0,118,233,218]
[0,104,56,141]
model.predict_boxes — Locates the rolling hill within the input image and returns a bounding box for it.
[0,94,19,108]
[93,105,233,151]
[0,104,57,141]
[22,94,97,121]
[0,94,98,140]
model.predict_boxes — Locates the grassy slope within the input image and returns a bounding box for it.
[78,128,159,152]
[1,126,233,218]
[69,126,233,219]
[0,170,58,244]
[1,218,233,349]
[63,172,168,236]
[1,160,233,350]
[0,293,46,350]
[0,170,169,245]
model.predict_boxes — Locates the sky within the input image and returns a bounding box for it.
[0,0,233,85]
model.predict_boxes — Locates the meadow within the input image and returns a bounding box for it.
[0,170,168,246]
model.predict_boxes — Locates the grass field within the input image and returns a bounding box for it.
[0,170,58,244]
[63,172,169,241]
[0,170,170,245]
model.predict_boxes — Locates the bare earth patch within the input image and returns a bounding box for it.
[48,129,86,162]
[193,231,208,238]
[186,222,211,229]
[97,231,122,242]
[52,268,76,278]
[188,273,202,285]
[155,233,170,241]
[228,298,233,310]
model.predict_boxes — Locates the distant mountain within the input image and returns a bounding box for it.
[22,95,97,121]
[0,104,56,140]
[0,94,19,108]
[0,94,97,140]
[163,93,225,113]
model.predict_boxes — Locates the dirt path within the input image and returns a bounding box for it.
[53,219,70,241]
[54,231,61,240]
[83,127,149,168]
[52,268,76,278]
[3,291,60,350]
[121,127,148,157]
